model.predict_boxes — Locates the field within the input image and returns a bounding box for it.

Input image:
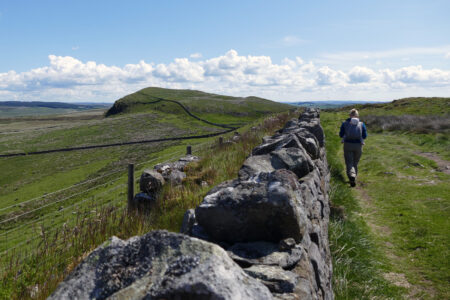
[2,92,448,299]
[0,88,293,298]
[321,97,450,299]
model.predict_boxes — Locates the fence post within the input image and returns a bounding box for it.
[219,137,223,146]
[186,145,192,155]
[128,163,135,209]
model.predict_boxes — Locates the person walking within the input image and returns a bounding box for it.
[339,109,367,187]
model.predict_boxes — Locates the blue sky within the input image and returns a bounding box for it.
[1,0,449,102]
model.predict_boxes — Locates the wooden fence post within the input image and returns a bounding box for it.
[219,137,223,146]
[128,163,135,209]
[186,145,192,155]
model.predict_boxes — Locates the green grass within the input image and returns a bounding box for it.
[333,97,450,116]
[0,111,295,299]
[321,111,405,299]
[105,86,293,118]
[322,97,450,299]
[0,87,294,299]
[355,131,449,298]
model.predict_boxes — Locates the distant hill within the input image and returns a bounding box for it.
[0,101,107,109]
[332,97,450,116]
[287,100,382,109]
[0,101,109,118]
[105,87,294,123]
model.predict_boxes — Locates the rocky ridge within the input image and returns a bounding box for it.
[49,108,333,300]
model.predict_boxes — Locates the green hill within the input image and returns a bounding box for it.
[334,97,450,116]
[105,87,293,124]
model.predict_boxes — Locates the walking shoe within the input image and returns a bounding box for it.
[350,177,356,187]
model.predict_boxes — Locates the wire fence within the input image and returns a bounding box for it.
[0,139,215,277]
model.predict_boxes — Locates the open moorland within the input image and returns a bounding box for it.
[1,93,448,299]
[322,97,449,299]
[0,88,293,298]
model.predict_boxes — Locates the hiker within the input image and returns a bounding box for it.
[339,108,367,187]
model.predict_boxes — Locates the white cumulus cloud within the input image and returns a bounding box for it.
[348,66,377,83]
[0,50,449,102]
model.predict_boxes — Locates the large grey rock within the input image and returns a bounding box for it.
[195,169,308,244]
[238,154,275,180]
[153,155,198,186]
[298,119,324,147]
[293,130,320,160]
[139,169,164,194]
[271,147,314,179]
[227,241,303,269]
[49,230,273,300]
[154,155,199,174]
[252,134,303,156]
[167,169,186,185]
[239,147,314,181]
[244,265,299,293]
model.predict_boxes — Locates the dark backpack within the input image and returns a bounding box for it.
[344,120,363,141]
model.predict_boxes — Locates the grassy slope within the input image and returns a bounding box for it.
[1,111,296,299]
[324,97,449,299]
[105,87,293,123]
[336,97,450,116]
[0,88,293,291]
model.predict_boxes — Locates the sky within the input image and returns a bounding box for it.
[0,0,449,103]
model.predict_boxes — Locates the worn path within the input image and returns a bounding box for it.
[340,132,449,299]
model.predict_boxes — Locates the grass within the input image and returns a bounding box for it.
[321,111,405,299]
[333,97,450,116]
[105,87,293,119]
[0,87,294,299]
[354,130,449,298]
[0,111,295,299]
[323,97,450,299]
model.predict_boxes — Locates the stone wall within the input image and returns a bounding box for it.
[49,108,333,300]
[183,107,333,299]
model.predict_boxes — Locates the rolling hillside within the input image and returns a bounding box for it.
[0,101,109,118]
[0,87,292,256]
[105,87,293,124]
[334,97,450,116]
[0,88,295,298]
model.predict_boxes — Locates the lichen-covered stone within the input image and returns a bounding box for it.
[49,231,272,300]
[244,265,299,293]
[195,169,308,244]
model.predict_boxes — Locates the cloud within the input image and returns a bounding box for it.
[445,52,450,59]
[348,66,377,83]
[190,53,202,59]
[281,35,305,47]
[0,50,449,102]
[316,67,348,86]
[381,65,450,85]
[72,46,80,51]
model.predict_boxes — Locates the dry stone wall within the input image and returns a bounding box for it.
[183,108,333,299]
[49,108,333,300]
